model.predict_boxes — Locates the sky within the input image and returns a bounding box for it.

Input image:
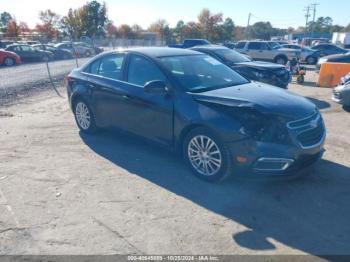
[1,0,350,29]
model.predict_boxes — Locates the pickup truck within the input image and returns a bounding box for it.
[168,39,210,49]
[235,41,300,65]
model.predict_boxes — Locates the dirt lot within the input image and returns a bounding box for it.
[0,71,350,256]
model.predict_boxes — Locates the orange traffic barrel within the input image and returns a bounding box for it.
[317,62,350,88]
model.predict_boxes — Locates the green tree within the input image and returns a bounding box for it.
[0,12,12,32]
[174,20,185,42]
[249,21,274,40]
[82,0,108,38]
[221,17,235,41]
[61,8,85,39]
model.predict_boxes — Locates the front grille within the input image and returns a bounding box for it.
[287,111,325,148]
[287,111,318,129]
[297,119,324,147]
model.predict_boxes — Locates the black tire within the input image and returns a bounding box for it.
[183,127,233,182]
[3,57,15,66]
[73,98,98,134]
[306,56,317,65]
[274,56,287,65]
[84,51,91,57]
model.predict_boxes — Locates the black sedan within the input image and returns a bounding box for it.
[5,44,53,62]
[191,45,290,88]
[311,44,348,57]
[32,44,73,60]
[317,52,350,70]
[66,48,325,182]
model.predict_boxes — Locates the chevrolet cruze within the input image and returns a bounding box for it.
[66,48,326,182]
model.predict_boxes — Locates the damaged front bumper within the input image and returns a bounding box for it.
[227,138,325,178]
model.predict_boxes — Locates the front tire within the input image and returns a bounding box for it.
[74,99,98,134]
[275,56,287,65]
[183,127,233,182]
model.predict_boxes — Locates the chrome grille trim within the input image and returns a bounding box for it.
[287,111,326,149]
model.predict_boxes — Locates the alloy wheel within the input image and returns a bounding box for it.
[187,135,222,176]
[75,102,91,130]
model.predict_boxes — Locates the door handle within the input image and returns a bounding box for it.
[122,94,130,100]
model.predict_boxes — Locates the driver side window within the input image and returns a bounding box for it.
[127,55,166,87]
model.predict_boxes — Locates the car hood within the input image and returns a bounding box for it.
[190,82,316,120]
[235,61,285,70]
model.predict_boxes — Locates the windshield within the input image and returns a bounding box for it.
[214,49,251,63]
[160,54,249,92]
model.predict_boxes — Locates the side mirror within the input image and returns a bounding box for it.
[144,80,168,94]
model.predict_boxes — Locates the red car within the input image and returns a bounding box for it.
[0,49,21,66]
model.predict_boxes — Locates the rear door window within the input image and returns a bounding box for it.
[97,54,125,80]
[247,42,262,50]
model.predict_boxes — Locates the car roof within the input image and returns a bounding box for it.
[104,47,201,58]
[191,44,228,51]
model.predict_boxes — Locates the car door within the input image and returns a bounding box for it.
[121,54,174,146]
[246,42,266,60]
[87,53,131,129]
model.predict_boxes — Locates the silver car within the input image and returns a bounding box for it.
[332,73,350,108]
[282,44,319,65]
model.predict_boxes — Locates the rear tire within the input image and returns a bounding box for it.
[306,56,317,65]
[73,99,98,134]
[183,127,233,182]
[275,56,287,65]
[3,57,15,66]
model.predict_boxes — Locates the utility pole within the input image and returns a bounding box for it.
[310,2,319,37]
[246,13,252,40]
[304,5,311,33]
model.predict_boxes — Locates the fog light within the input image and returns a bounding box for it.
[254,158,294,171]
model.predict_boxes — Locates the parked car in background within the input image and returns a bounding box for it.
[317,52,350,70]
[191,45,290,88]
[0,49,21,66]
[282,44,320,64]
[223,42,236,49]
[55,42,95,57]
[17,40,40,46]
[5,44,53,62]
[168,39,211,49]
[66,47,325,181]
[0,40,15,49]
[332,72,350,108]
[311,44,348,57]
[32,44,73,60]
[235,41,300,65]
[74,42,104,54]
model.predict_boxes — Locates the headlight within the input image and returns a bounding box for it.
[231,109,291,145]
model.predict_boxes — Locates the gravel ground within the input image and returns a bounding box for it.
[0,69,349,256]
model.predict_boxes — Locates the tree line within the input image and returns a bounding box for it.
[1,1,350,43]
